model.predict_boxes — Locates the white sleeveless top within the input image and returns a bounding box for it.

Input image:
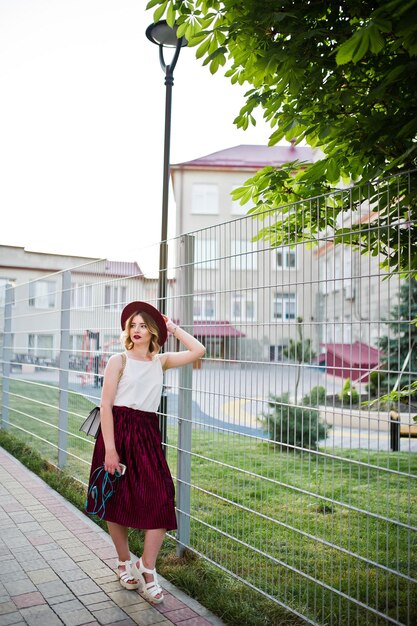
[113,353,163,413]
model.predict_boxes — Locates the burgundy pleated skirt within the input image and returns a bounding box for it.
[86,406,177,530]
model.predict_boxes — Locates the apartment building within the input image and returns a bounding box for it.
[171,144,318,361]
[0,245,156,367]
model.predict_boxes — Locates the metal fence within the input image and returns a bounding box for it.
[1,172,416,625]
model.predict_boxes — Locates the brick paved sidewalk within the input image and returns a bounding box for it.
[0,447,224,626]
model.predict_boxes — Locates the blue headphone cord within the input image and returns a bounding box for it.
[85,466,121,520]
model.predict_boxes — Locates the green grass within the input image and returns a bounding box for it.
[1,378,416,625]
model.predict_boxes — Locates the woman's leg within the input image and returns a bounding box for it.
[107,521,137,584]
[142,528,166,569]
[136,528,166,600]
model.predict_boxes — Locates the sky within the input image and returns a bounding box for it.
[0,0,272,273]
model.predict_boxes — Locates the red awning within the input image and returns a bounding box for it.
[193,321,245,338]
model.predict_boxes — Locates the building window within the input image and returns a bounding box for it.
[273,292,296,320]
[231,240,257,270]
[231,293,256,322]
[191,183,219,214]
[275,248,296,269]
[71,283,93,309]
[195,239,218,269]
[193,295,216,320]
[29,280,56,308]
[105,285,127,309]
[28,334,53,359]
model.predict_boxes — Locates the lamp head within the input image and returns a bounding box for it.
[146,20,188,48]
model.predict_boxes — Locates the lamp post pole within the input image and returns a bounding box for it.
[146,21,187,451]
[146,20,186,315]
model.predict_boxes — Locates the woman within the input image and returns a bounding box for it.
[86,301,205,603]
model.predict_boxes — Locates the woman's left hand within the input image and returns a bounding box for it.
[162,315,177,335]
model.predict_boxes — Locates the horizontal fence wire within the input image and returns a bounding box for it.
[1,170,416,625]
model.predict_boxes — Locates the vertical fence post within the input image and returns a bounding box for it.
[58,271,71,468]
[2,284,14,429]
[176,235,195,556]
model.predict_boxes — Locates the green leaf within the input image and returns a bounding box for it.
[326,158,340,183]
[166,2,175,28]
[368,24,385,54]
[153,1,168,23]
[351,31,370,63]
[146,0,161,9]
[336,35,361,65]
[195,36,211,58]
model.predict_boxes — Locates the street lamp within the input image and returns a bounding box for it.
[146,20,187,316]
[146,20,187,451]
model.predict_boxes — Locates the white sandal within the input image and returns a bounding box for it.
[116,560,139,590]
[132,557,164,603]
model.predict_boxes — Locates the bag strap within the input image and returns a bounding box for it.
[117,352,126,384]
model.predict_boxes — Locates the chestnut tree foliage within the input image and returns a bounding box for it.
[147,0,417,274]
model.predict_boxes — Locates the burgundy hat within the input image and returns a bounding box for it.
[120,301,168,345]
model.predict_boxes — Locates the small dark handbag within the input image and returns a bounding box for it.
[80,406,101,438]
[79,353,126,438]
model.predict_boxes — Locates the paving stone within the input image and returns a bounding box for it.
[20,604,64,626]
[163,607,198,623]
[58,569,88,583]
[3,579,37,596]
[0,547,11,558]
[66,579,101,597]
[0,571,28,585]
[27,568,59,585]
[22,558,48,573]
[171,618,212,626]
[56,608,95,626]
[126,607,167,625]
[33,542,59,552]
[78,592,108,606]
[49,557,80,573]
[16,522,43,533]
[51,599,85,614]
[48,593,77,605]
[36,580,69,599]
[27,535,55,548]
[108,590,144,608]
[35,548,68,561]
[82,601,114,611]
[101,617,136,626]
[8,512,35,524]
[155,594,186,614]
[0,611,26,625]
[99,581,122,593]
[4,538,30,550]
[63,546,95,559]
[41,521,67,533]
[11,592,46,609]
[0,601,17,616]
[90,606,130,624]
[58,539,84,549]
[49,531,77,541]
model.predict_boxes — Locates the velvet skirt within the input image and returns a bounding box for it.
[86,406,177,530]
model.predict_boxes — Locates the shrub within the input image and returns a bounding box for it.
[302,385,327,407]
[339,378,360,405]
[365,370,387,398]
[263,393,330,450]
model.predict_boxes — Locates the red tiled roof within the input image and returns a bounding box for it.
[103,261,143,277]
[172,144,315,171]
[320,341,383,366]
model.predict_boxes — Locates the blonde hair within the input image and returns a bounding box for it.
[122,310,161,355]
